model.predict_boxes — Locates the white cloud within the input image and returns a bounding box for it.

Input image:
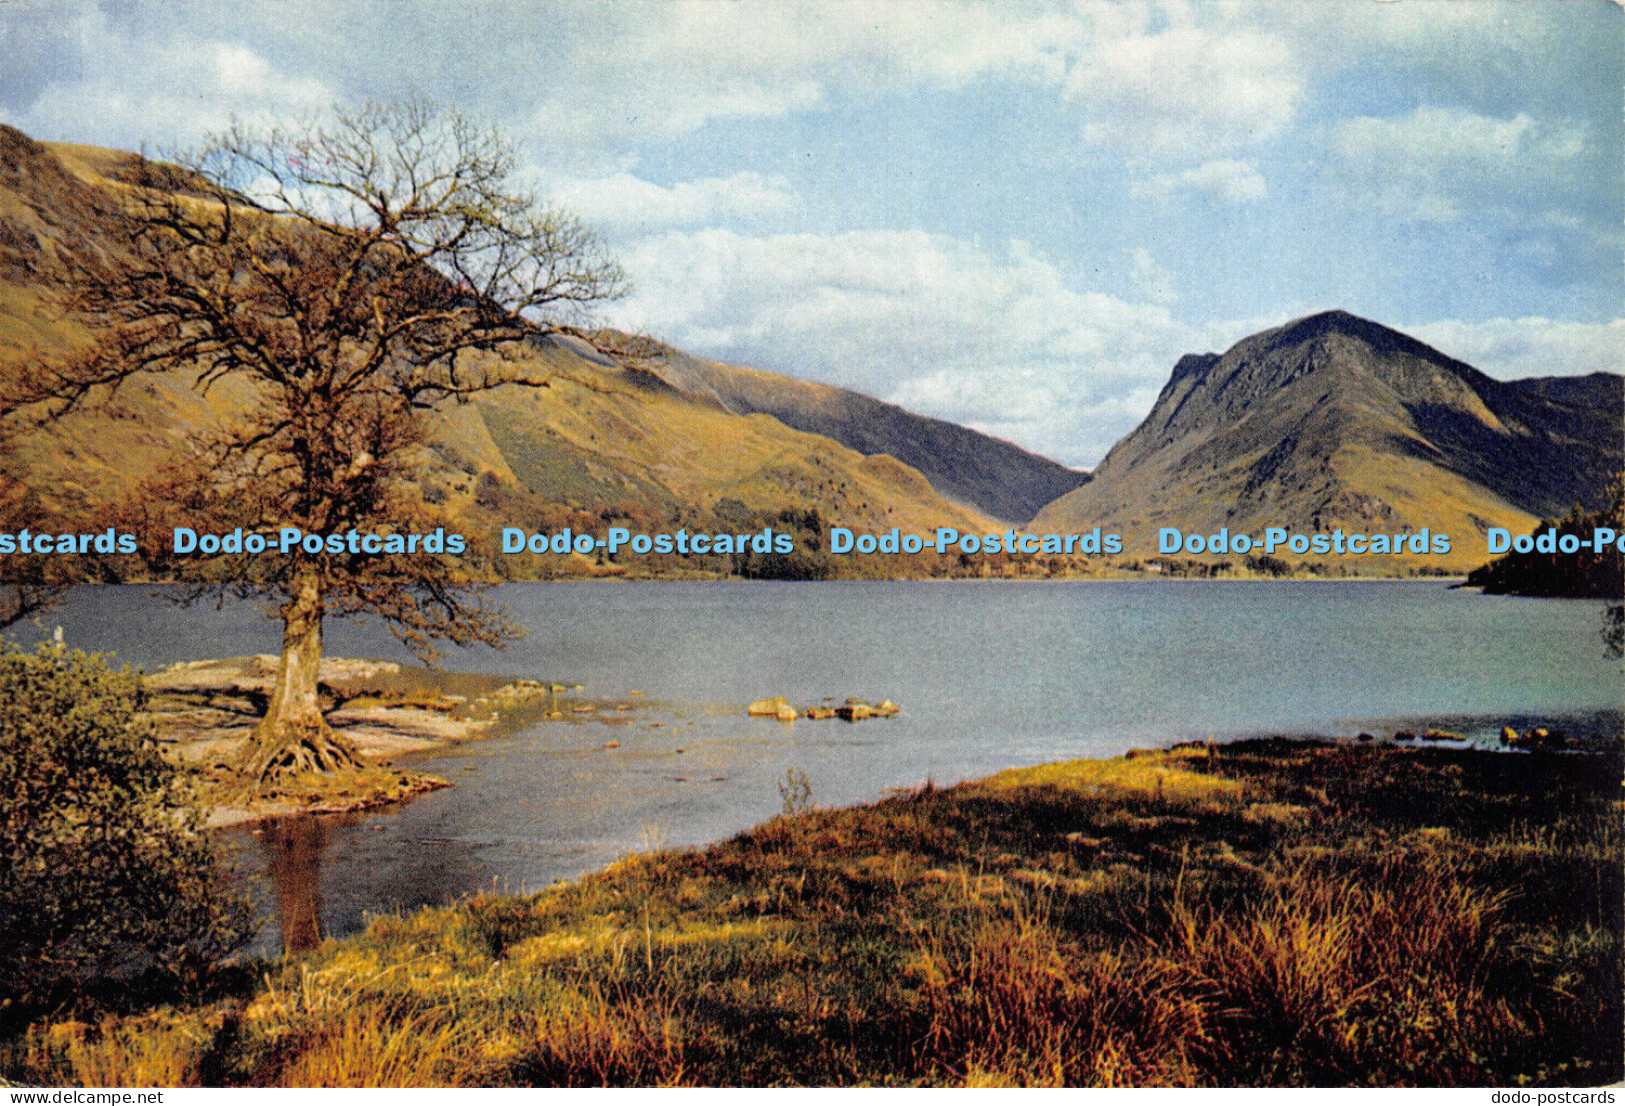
[1266,0,1569,67]
[1067,11,1301,159]
[1135,158,1267,204]
[608,227,1211,466]
[1330,106,1587,223]
[527,0,1078,147]
[891,371,1168,467]
[515,0,1305,169]
[1130,247,1177,305]
[548,172,800,231]
[1409,317,1624,381]
[6,1,1314,179]
[1,8,331,148]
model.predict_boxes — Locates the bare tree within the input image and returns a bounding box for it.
[0,431,96,631]
[42,98,626,781]
[0,507,71,631]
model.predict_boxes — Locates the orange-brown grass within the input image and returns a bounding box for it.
[908,899,1207,1086]
[262,1001,468,1088]
[1159,853,1524,1084]
[6,740,1619,1087]
[512,981,689,1086]
[17,1014,219,1087]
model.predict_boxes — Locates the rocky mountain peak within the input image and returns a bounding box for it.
[1033,311,1622,563]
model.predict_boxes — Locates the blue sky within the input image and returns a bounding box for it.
[3,0,1619,467]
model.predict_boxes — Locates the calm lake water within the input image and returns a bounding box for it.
[16,581,1623,952]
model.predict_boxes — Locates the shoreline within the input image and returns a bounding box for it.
[144,655,563,828]
[14,735,1620,1087]
[146,651,1616,830]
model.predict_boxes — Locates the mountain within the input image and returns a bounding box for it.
[637,347,1088,523]
[1034,310,1624,568]
[0,127,1004,575]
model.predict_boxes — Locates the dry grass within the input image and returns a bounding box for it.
[19,1018,210,1087]
[1159,854,1524,1084]
[515,982,689,1086]
[266,1003,467,1087]
[6,740,1619,1087]
[980,747,1241,803]
[910,900,1206,1086]
[904,847,1535,1086]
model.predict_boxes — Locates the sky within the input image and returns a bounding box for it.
[2,0,1620,468]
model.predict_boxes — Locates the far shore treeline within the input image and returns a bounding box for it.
[1465,485,1625,600]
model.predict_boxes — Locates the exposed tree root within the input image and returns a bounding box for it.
[236,717,361,789]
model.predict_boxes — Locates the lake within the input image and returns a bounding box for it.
[15,580,1622,952]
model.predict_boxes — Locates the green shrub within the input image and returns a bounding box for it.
[0,643,250,1021]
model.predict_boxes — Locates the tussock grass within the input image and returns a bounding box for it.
[18,1014,219,1087]
[265,1002,468,1087]
[908,898,1207,1086]
[5,740,1619,1087]
[1159,854,1524,1084]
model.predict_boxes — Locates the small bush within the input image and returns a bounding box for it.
[778,768,813,817]
[0,643,250,1021]
[1244,554,1293,578]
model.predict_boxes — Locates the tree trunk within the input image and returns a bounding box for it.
[239,568,359,782]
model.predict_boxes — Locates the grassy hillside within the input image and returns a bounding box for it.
[643,345,1089,524]
[7,740,1618,1087]
[0,129,998,579]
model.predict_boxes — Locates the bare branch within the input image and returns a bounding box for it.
[27,97,627,775]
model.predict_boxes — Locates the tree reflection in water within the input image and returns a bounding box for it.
[256,817,332,954]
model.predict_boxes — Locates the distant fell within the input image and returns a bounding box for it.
[1035,310,1623,568]
[628,341,1089,524]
